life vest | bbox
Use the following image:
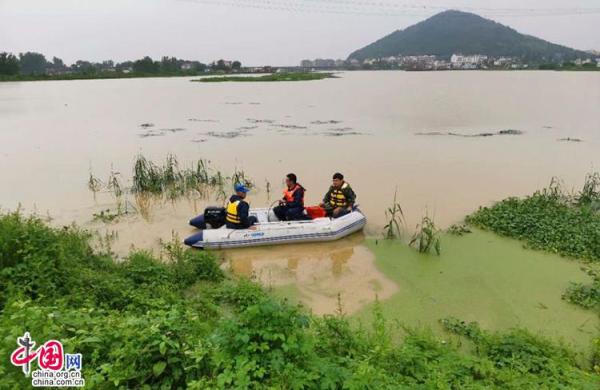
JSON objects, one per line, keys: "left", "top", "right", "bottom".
{"left": 283, "top": 184, "right": 304, "bottom": 205}
{"left": 226, "top": 200, "right": 241, "bottom": 224}
{"left": 329, "top": 182, "right": 349, "bottom": 208}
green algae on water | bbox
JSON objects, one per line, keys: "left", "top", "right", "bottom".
{"left": 356, "top": 229, "right": 599, "bottom": 353}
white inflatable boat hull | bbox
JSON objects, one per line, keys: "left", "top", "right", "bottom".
{"left": 189, "top": 208, "right": 366, "bottom": 249}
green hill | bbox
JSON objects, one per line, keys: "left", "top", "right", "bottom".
{"left": 348, "top": 10, "right": 590, "bottom": 63}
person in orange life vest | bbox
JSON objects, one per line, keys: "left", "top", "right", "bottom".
{"left": 319, "top": 172, "right": 356, "bottom": 218}
{"left": 273, "top": 173, "right": 307, "bottom": 221}
{"left": 225, "top": 183, "right": 258, "bottom": 229}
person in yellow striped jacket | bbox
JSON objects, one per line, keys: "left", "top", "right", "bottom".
{"left": 319, "top": 172, "right": 356, "bottom": 218}
{"left": 225, "top": 184, "right": 258, "bottom": 229}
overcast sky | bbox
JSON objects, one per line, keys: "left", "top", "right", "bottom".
{"left": 1, "top": 0, "right": 599, "bottom": 66}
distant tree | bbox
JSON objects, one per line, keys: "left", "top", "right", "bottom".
{"left": 19, "top": 52, "right": 48, "bottom": 75}
{"left": 160, "top": 56, "right": 179, "bottom": 73}
{"left": 0, "top": 52, "right": 20, "bottom": 75}
{"left": 101, "top": 60, "right": 114, "bottom": 70}
{"left": 115, "top": 61, "right": 133, "bottom": 71}
{"left": 73, "top": 60, "right": 97, "bottom": 75}
{"left": 232, "top": 60, "right": 242, "bottom": 70}
{"left": 52, "top": 56, "right": 65, "bottom": 69}
{"left": 212, "top": 59, "right": 230, "bottom": 72}
{"left": 191, "top": 61, "right": 207, "bottom": 72}
{"left": 133, "top": 56, "right": 160, "bottom": 73}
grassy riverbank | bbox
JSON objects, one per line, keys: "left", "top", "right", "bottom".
{"left": 1, "top": 212, "right": 598, "bottom": 388}
{"left": 193, "top": 72, "right": 336, "bottom": 82}
{"left": 0, "top": 71, "right": 225, "bottom": 82}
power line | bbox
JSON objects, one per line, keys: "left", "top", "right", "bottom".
{"left": 183, "top": 0, "right": 600, "bottom": 17}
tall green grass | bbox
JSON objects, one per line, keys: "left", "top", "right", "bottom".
{"left": 383, "top": 189, "right": 405, "bottom": 239}
{"left": 88, "top": 154, "right": 256, "bottom": 220}
{"left": 1, "top": 212, "right": 598, "bottom": 388}
{"left": 409, "top": 214, "right": 441, "bottom": 255}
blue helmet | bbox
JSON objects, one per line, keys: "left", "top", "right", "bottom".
{"left": 235, "top": 183, "right": 250, "bottom": 193}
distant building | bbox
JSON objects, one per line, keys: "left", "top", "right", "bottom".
{"left": 450, "top": 54, "right": 488, "bottom": 69}
{"left": 300, "top": 59, "right": 314, "bottom": 68}
{"left": 314, "top": 58, "right": 336, "bottom": 68}
{"left": 181, "top": 62, "right": 194, "bottom": 70}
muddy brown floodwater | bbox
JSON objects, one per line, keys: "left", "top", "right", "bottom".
{"left": 1, "top": 71, "right": 599, "bottom": 329}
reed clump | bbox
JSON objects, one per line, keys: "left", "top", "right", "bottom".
{"left": 410, "top": 215, "right": 441, "bottom": 255}
{"left": 383, "top": 190, "right": 405, "bottom": 240}
{"left": 88, "top": 154, "right": 256, "bottom": 220}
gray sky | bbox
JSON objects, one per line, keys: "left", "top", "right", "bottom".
{"left": 1, "top": 0, "right": 599, "bottom": 66}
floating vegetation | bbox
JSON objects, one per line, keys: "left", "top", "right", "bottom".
{"left": 322, "top": 127, "right": 365, "bottom": 137}
{"left": 558, "top": 137, "right": 583, "bottom": 142}
{"left": 410, "top": 215, "right": 441, "bottom": 255}
{"left": 447, "top": 224, "right": 472, "bottom": 236}
{"left": 415, "top": 129, "right": 524, "bottom": 138}
{"left": 247, "top": 118, "right": 275, "bottom": 124}
{"left": 139, "top": 128, "right": 187, "bottom": 138}
{"left": 311, "top": 120, "right": 342, "bottom": 125}
{"left": 203, "top": 130, "right": 250, "bottom": 139}
{"left": 466, "top": 172, "right": 600, "bottom": 261}
{"left": 139, "top": 130, "right": 166, "bottom": 138}
{"left": 92, "top": 208, "right": 126, "bottom": 223}
{"left": 161, "top": 128, "right": 186, "bottom": 133}
{"left": 563, "top": 267, "right": 600, "bottom": 309}
{"left": 188, "top": 118, "right": 219, "bottom": 123}
{"left": 139, "top": 123, "right": 154, "bottom": 128}
{"left": 383, "top": 190, "right": 405, "bottom": 239}
{"left": 498, "top": 129, "right": 524, "bottom": 135}
{"left": 322, "top": 131, "right": 364, "bottom": 137}
{"left": 274, "top": 124, "right": 308, "bottom": 130}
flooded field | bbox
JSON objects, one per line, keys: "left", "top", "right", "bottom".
{"left": 1, "top": 71, "right": 599, "bottom": 340}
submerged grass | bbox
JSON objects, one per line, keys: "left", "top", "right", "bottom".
{"left": 1, "top": 212, "right": 599, "bottom": 388}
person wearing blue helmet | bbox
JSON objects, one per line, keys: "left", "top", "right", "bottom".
{"left": 225, "top": 183, "right": 258, "bottom": 229}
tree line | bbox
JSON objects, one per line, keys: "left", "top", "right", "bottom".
{"left": 0, "top": 51, "right": 242, "bottom": 77}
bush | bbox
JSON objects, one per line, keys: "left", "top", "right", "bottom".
{"left": 1, "top": 212, "right": 599, "bottom": 388}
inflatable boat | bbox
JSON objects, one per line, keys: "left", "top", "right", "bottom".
{"left": 184, "top": 206, "right": 366, "bottom": 249}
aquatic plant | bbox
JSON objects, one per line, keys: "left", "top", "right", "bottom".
{"left": 107, "top": 170, "right": 123, "bottom": 198}
{"left": 466, "top": 173, "right": 600, "bottom": 261}
{"left": 92, "top": 209, "right": 123, "bottom": 223}
{"left": 447, "top": 224, "right": 472, "bottom": 236}
{"left": 409, "top": 214, "right": 441, "bottom": 255}
{"left": 577, "top": 172, "right": 600, "bottom": 208}
{"left": 87, "top": 172, "right": 103, "bottom": 194}
{"left": 0, "top": 212, "right": 598, "bottom": 388}
{"left": 383, "top": 190, "right": 405, "bottom": 239}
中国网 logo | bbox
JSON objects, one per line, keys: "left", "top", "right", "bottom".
{"left": 10, "top": 331, "right": 85, "bottom": 387}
